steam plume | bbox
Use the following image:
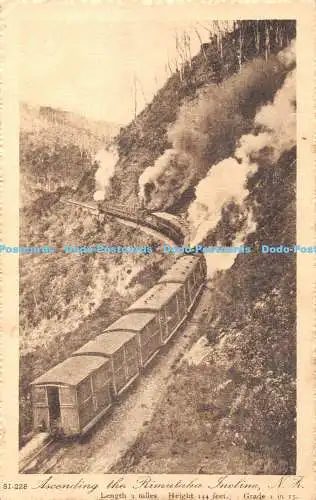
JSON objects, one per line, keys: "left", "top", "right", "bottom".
{"left": 139, "top": 150, "right": 174, "bottom": 204}
{"left": 203, "top": 211, "right": 256, "bottom": 278}
{"left": 93, "top": 148, "right": 118, "bottom": 201}
{"left": 138, "top": 43, "right": 295, "bottom": 210}
{"left": 188, "top": 63, "right": 296, "bottom": 275}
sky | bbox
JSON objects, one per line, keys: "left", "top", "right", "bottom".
{"left": 19, "top": 4, "right": 225, "bottom": 125}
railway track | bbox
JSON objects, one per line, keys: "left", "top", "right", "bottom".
{"left": 19, "top": 438, "right": 58, "bottom": 474}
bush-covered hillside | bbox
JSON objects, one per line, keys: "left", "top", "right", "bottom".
{"left": 19, "top": 195, "right": 174, "bottom": 441}
{"left": 20, "top": 103, "right": 120, "bottom": 207}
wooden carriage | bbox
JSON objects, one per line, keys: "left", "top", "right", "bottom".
{"left": 73, "top": 331, "right": 140, "bottom": 397}
{"left": 31, "top": 355, "right": 112, "bottom": 436}
{"left": 158, "top": 255, "right": 206, "bottom": 310}
{"left": 104, "top": 312, "right": 162, "bottom": 367}
{"left": 127, "top": 281, "right": 187, "bottom": 344}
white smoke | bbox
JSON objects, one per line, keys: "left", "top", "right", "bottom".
{"left": 188, "top": 64, "right": 296, "bottom": 273}
{"left": 277, "top": 38, "right": 296, "bottom": 68}
{"left": 137, "top": 41, "right": 296, "bottom": 210}
{"left": 138, "top": 149, "right": 188, "bottom": 205}
{"left": 138, "top": 150, "right": 173, "bottom": 203}
{"left": 255, "top": 69, "right": 296, "bottom": 159}
{"left": 188, "top": 157, "right": 257, "bottom": 246}
{"left": 204, "top": 211, "right": 256, "bottom": 278}
{"left": 93, "top": 148, "right": 118, "bottom": 201}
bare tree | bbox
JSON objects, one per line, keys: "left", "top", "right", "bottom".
{"left": 184, "top": 31, "right": 192, "bottom": 68}
{"left": 254, "top": 20, "right": 260, "bottom": 54}
{"left": 175, "top": 31, "right": 186, "bottom": 69}
{"left": 264, "top": 20, "right": 271, "bottom": 61}
{"left": 194, "top": 27, "right": 207, "bottom": 61}
{"left": 135, "top": 75, "right": 148, "bottom": 106}
{"left": 133, "top": 74, "right": 137, "bottom": 119}
{"left": 167, "top": 58, "right": 174, "bottom": 76}
{"left": 235, "top": 21, "right": 244, "bottom": 71}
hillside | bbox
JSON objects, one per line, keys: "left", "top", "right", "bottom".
{"left": 20, "top": 103, "right": 121, "bottom": 207}
{"left": 20, "top": 102, "right": 121, "bottom": 138}
{"left": 20, "top": 19, "right": 296, "bottom": 474}
{"left": 92, "top": 20, "right": 295, "bottom": 212}
{"left": 19, "top": 104, "right": 173, "bottom": 442}
{"left": 113, "top": 146, "right": 296, "bottom": 474}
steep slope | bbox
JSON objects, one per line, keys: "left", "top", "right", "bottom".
{"left": 111, "top": 148, "right": 296, "bottom": 474}
{"left": 97, "top": 21, "right": 295, "bottom": 212}
{"left": 19, "top": 105, "right": 169, "bottom": 442}
{"left": 104, "top": 23, "right": 296, "bottom": 474}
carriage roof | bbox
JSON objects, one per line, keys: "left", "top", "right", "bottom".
{"left": 158, "top": 255, "right": 202, "bottom": 284}
{"left": 31, "top": 355, "right": 107, "bottom": 387}
{"left": 73, "top": 330, "right": 136, "bottom": 357}
{"left": 151, "top": 212, "right": 184, "bottom": 231}
{"left": 127, "top": 282, "right": 183, "bottom": 312}
{"left": 105, "top": 312, "right": 157, "bottom": 332}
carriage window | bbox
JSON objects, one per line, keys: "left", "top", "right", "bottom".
{"left": 154, "top": 316, "right": 161, "bottom": 332}
{"left": 198, "top": 261, "right": 204, "bottom": 279}
{"left": 113, "top": 349, "right": 124, "bottom": 367}
{"left": 103, "top": 363, "right": 112, "bottom": 380}
{"left": 125, "top": 339, "right": 137, "bottom": 358}
{"left": 189, "top": 274, "right": 195, "bottom": 289}
{"left": 124, "top": 341, "right": 131, "bottom": 357}
{"left": 165, "top": 296, "right": 177, "bottom": 320}
{"left": 152, "top": 316, "right": 159, "bottom": 329}
{"left": 193, "top": 268, "right": 199, "bottom": 284}
{"left": 149, "top": 319, "right": 159, "bottom": 338}
{"left": 159, "top": 311, "right": 166, "bottom": 325}
{"left": 33, "top": 386, "right": 47, "bottom": 404}
{"left": 176, "top": 290, "right": 185, "bottom": 313}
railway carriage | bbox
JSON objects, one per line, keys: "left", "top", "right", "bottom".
{"left": 159, "top": 255, "right": 207, "bottom": 310}
{"left": 31, "top": 355, "right": 112, "bottom": 436}
{"left": 127, "top": 281, "right": 187, "bottom": 344}
{"left": 101, "top": 202, "right": 185, "bottom": 245}
{"left": 104, "top": 312, "right": 162, "bottom": 368}
{"left": 72, "top": 331, "right": 140, "bottom": 397}
{"left": 30, "top": 254, "right": 207, "bottom": 437}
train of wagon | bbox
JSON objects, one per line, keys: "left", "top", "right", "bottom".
{"left": 31, "top": 253, "right": 207, "bottom": 437}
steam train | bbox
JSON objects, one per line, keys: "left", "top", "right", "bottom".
{"left": 97, "top": 201, "right": 186, "bottom": 245}
{"left": 31, "top": 253, "right": 207, "bottom": 437}
{"left": 60, "top": 199, "right": 185, "bottom": 245}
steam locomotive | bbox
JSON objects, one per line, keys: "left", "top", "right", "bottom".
{"left": 60, "top": 199, "right": 185, "bottom": 245}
